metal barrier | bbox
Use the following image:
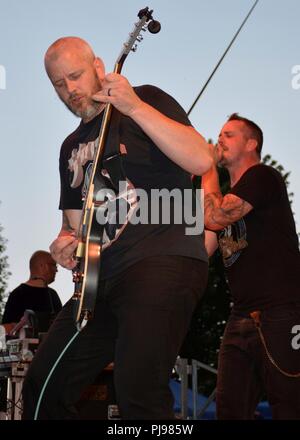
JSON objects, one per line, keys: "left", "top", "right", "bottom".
{"left": 175, "top": 357, "right": 217, "bottom": 420}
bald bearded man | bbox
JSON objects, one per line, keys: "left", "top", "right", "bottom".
{"left": 22, "top": 37, "right": 212, "bottom": 420}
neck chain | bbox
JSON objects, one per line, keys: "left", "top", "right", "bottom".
{"left": 30, "top": 277, "right": 47, "bottom": 287}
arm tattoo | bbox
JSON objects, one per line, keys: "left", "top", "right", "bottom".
{"left": 204, "top": 192, "right": 252, "bottom": 230}
{"left": 62, "top": 212, "right": 75, "bottom": 233}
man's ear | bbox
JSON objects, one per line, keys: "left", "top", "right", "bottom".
{"left": 94, "top": 57, "right": 105, "bottom": 79}
{"left": 246, "top": 138, "right": 258, "bottom": 153}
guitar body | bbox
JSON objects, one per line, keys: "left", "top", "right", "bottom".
{"left": 73, "top": 171, "right": 108, "bottom": 324}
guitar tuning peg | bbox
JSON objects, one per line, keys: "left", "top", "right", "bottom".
{"left": 131, "top": 44, "right": 138, "bottom": 52}
{"left": 148, "top": 19, "right": 161, "bottom": 34}
{"left": 141, "top": 26, "right": 147, "bottom": 32}
{"left": 136, "top": 35, "right": 143, "bottom": 42}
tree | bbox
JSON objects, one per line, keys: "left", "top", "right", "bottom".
{"left": 0, "top": 223, "right": 10, "bottom": 320}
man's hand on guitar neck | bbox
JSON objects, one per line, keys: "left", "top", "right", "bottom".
{"left": 92, "top": 72, "right": 143, "bottom": 118}
{"left": 92, "top": 72, "right": 212, "bottom": 176}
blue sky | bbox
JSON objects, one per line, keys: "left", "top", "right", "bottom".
{"left": 1, "top": 0, "right": 299, "bottom": 304}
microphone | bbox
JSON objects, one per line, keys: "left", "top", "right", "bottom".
{"left": 9, "top": 309, "right": 38, "bottom": 338}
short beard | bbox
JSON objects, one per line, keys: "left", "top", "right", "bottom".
{"left": 217, "top": 158, "right": 228, "bottom": 169}
{"left": 217, "top": 151, "right": 228, "bottom": 169}
{"left": 64, "top": 98, "right": 102, "bottom": 122}
{"left": 62, "top": 73, "right": 103, "bottom": 122}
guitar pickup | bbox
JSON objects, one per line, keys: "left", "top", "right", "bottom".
{"left": 76, "top": 242, "right": 86, "bottom": 257}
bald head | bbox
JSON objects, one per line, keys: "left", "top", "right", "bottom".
{"left": 44, "top": 37, "right": 96, "bottom": 76}
{"left": 29, "top": 250, "right": 57, "bottom": 285}
{"left": 44, "top": 36, "right": 105, "bottom": 122}
{"left": 29, "top": 250, "right": 53, "bottom": 270}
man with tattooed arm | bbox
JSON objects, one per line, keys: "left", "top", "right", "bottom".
{"left": 203, "top": 113, "right": 300, "bottom": 420}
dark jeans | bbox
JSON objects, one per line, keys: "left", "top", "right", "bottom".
{"left": 217, "top": 304, "right": 300, "bottom": 420}
{"left": 22, "top": 255, "right": 208, "bottom": 420}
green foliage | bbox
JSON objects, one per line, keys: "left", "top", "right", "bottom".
{"left": 0, "top": 223, "right": 10, "bottom": 320}
{"left": 262, "top": 154, "right": 294, "bottom": 204}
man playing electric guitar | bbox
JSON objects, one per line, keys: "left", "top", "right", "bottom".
{"left": 22, "top": 35, "right": 212, "bottom": 420}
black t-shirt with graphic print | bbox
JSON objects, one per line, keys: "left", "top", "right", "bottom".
{"left": 59, "top": 85, "right": 207, "bottom": 279}
{"left": 218, "top": 164, "right": 300, "bottom": 314}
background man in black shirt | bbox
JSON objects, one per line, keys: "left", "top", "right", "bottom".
{"left": 2, "top": 250, "right": 61, "bottom": 334}
{"left": 203, "top": 113, "right": 300, "bottom": 419}
{"left": 0, "top": 250, "right": 61, "bottom": 418}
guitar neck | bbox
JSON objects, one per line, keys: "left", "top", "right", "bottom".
{"left": 81, "top": 10, "right": 155, "bottom": 217}
{"left": 83, "top": 61, "right": 123, "bottom": 211}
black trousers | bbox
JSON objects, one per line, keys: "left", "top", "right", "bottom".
{"left": 22, "top": 255, "right": 208, "bottom": 420}
{"left": 217, "top": 304, "right": 300, "bottom": 420}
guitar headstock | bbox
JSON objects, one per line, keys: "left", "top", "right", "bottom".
{"left": 116, "top": 7, "right": 161, "bottom": 68}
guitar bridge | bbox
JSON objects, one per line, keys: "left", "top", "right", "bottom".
{"left": 73, "top": 271, "right": 83, "bottom": 284}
